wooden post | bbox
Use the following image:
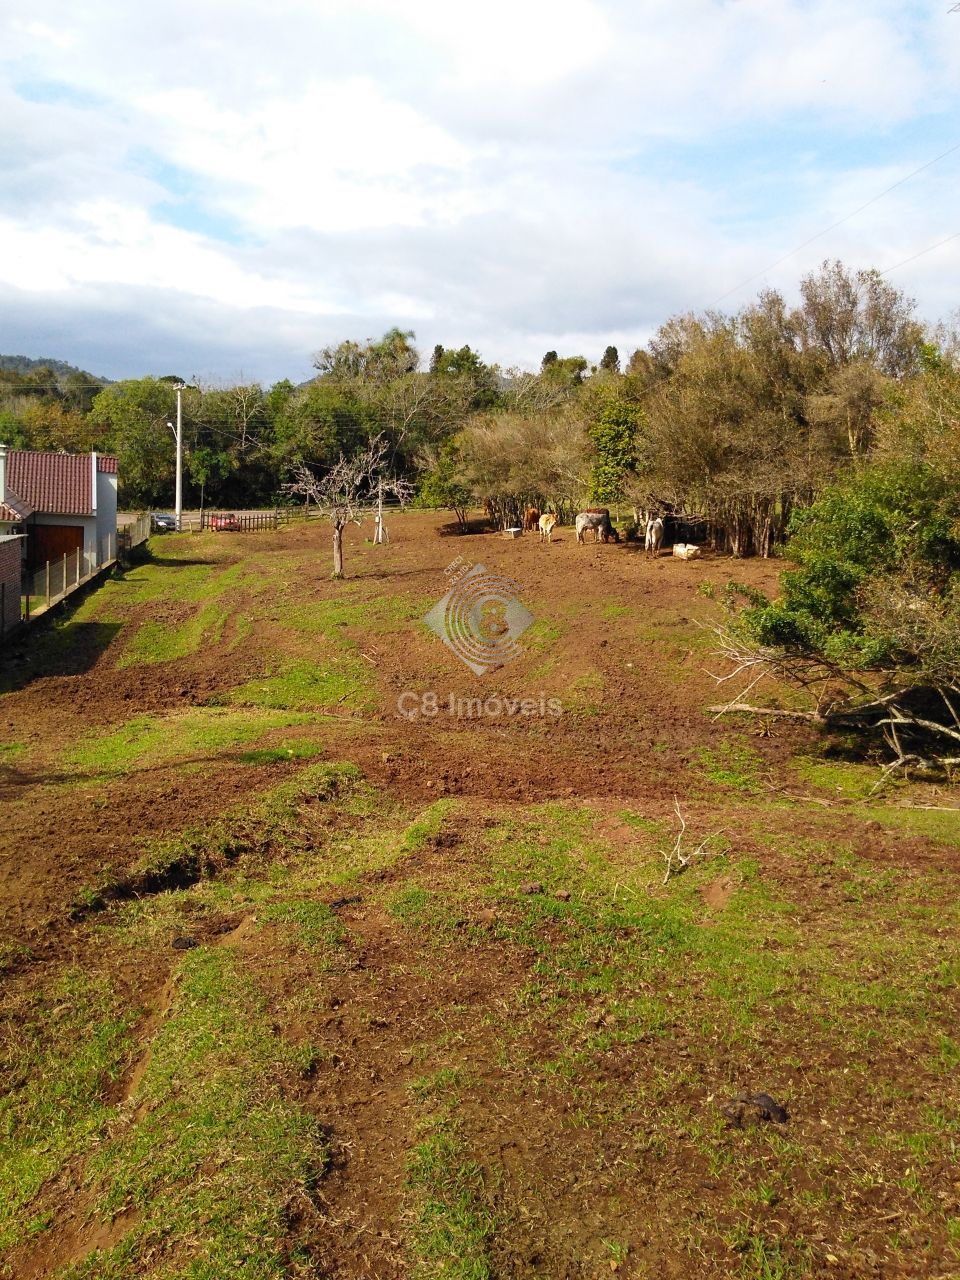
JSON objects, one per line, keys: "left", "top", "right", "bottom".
{"left": 374, "top": 479, "right": 387, "bottom": 544}
{"left": 45, "top": 560, "right": 51, "bottom": 606}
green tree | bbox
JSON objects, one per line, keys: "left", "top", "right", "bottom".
{"left": 314, "top": 328, "right": 420, "bottom": 384}
{"left": 21, "top": 402, "right": 100, "bottom": 453}
{"left": 271, "top": 381, "right": 373, "bottom": 469}
{"left": 88, "top": 378, "right": 178, "bottom": 506}
{"left": 794, "top": 260, "right": 923, "bottom": 378}
{"left": 587, "top": 394, "right": 643, "bottom": 505}
{"left": 542, "top": 354, "right": 588, "bottom": 388}
{"left": 736, "top": 459, "right": 960, "bottom": 771}
{"left": 599, "top": 345, "right": 620, "bottom": 373}
{"left": 415, "top": 441, "right": 474, "bottom": 526}
{"left": 428, "top": 344, "right": 498, "bottom": 409}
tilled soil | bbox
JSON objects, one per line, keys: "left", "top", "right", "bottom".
{"left": 1, "top": 514, "right": 958, "bottom": 1280}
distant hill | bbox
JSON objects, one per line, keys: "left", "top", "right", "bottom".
{"left": 0, "top": 354, "right": 112, "bottom": 384}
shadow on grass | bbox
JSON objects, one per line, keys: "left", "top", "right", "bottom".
{"left": 129, "top": 553, "right": 221, "bottom": 569}
{"left": 0, "top": 621, "right": 123, "bottom": 693}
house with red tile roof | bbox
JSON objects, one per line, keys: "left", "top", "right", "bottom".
{"left": 0, "top": 445, "right": 118, "bottom": 572}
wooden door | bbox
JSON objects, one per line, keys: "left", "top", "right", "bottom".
{"left": 30, "top": 523, "right": 84, "bottom": 569}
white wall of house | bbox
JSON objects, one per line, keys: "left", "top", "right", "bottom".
{"left": 96, "top": 469, "right": 118, "bottom": 551}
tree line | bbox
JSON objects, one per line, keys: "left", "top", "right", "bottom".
{"left": 0, "top": 261, "right": 955, "bottom": 559}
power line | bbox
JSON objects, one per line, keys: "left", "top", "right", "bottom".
{"left": 879, "top": 230, "right": 960, "bottom": 276}
{"left": 709, "top": 140, "right": 960, "bottom": 306}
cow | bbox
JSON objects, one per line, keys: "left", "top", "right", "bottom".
{"left": 645, "top": 516, "right": 664, "bottom": 556}
{"left": 575, "top": 508, "right": 618, "bottom": 544}
{"left": 538, "top": 513, "right": 558, "bottom": 542}
{"left": 523, "top": 506, "right": 541, "bottom": 532}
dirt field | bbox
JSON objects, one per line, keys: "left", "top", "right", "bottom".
{"left": 1, "top": 512, "right": 958, "bottom": 1280}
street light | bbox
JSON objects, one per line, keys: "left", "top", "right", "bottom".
{"left": 164, "top": 384, "right": 186, "bottom": 531}
{"left": 173, "top": 382, "right": 185, "bottom": 531}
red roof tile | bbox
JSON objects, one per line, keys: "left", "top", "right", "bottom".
{"left": 97, "top": 455, "right": 118, "bottom": 474}
{"left": 7, "top": 450, "right": 93, "bottom": 516}
{"left": 0, "top": 493, "right": 34, "bottom": 521}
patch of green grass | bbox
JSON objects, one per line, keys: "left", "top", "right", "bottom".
{"left": 617, "top": 808, "right": 667, "bottom": 837}
{"left": 603, "top": 1239, "right": 630, "bottom": 1265}
{"left": 230, "top": 657, "right": 372, "bottom": 711}
{"left": 0, "top": 743, "right": 25, "bottom": 761}
{"left": 117, "top": 602, "right": 228, "bottom": 667}
{"left": 282, "top": 592, "right": 428, "bottom": 635}
{"left": 600, "top": 603, "right": 629, "bottom": 621}
{"left": 732, "top": 1232, "right": 809, "bottom": 1279}
{"left": 935, "top": 1035, "right": 960, "bottom": 1072}
{"left": 0, "top": 942, "right": 32, "bottom": 975}
{"left": 402, "top": 800, "right": 456, "bottom": 851}
{"left": 65, "top": 946, "right": 328, "bottom": 1279}
{"left": 387, "top": 885, "right": 460, "bottom": 939}
{"left": 0, "top": 972, "right": 137, "bottom": 1254}
{"left": 521, "top": 618, "right": 562, "bottom": 654}
{"left": 694, "top": 741, "right": 764, "bottom": 793}
{"left": 406, "top": 1121, "right": 495, "bottom": 1279}
{"left": 257, "top": 899, "right": 345, "bottom": 950}
{"left": 237, "top": 739, "right": 325, "bottom": 766}
{"left": 102, "top": 763, "right": 371, "bottom": 945}
{"left": 409, "top": 1068, "right": 465, "bottom": 1103}
{"left": 859, "top": 804, "right": 960, "bottom": 848}
{"left": 68, "top": 707, "right": 315, "bottom": 776}
{"left": 107, "top": 559, "right": 220, "bottom": 606}
{"left": 795, "top": 757, "right": 882, "bottom": 800}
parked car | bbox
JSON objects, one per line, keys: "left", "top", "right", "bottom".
{"left": 151, "top": 512, "right": 178, "bottom": 532}
{"left": 208, "top": 512, "right": 241, "bottom": 531}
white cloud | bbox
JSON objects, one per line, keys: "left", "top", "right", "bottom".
{"left": 0, "top": 0, "right": 957, "bottom": 380}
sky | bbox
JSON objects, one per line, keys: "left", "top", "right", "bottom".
{"left": 1, "top": 0, "right": 958, "bottom": 385}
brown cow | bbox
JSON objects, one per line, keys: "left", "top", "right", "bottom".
{"left": 523, "top": 506, "right": 541, "bottom": 531}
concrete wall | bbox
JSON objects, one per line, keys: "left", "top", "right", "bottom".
{"left": 0, "top": 536, "right": 22, "bottom": 636}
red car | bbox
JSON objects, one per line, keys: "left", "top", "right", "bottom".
{"left": 208, "top": 512, "right": 240, "bottom": 531}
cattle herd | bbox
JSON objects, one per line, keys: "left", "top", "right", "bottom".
{"left": 511, "top": 505, "right": 683, "bottom": 556}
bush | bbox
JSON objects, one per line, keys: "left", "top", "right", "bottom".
{"left": 744, "top": 461, "right": 960, "bottom": 672}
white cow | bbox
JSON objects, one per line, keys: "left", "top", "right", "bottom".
{"left": 538, "top": 513, "right": 558, "bottom": 543}
{"left": 645, "top": 516, "right": 664, "bottom": 556}
{"left": 575, "top": 509, "right": 618, "bottom": 544}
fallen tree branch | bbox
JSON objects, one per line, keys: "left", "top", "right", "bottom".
{"left": 661, "top": 798, "right": 725, "bottom": 884}
{"left": 705, "top": 621, "right": 960, "bottom": 778}
{"left": 707, "top": 703, "right": 820, "bottom": 720}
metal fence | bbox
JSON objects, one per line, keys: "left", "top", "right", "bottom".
{"left": 119, "top": 512, "right": 151, "bottom": 553}
{"left": 20, "top": 531, "right": 122, "bottom": 623}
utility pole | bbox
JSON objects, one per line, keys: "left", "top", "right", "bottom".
{"left": 174, "top": 382, "right": 185, "bottom": 531}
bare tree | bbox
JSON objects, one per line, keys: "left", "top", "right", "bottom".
{"left": 285, "top": 435, "right": 412, "bottom": 578}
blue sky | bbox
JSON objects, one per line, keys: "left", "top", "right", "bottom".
{"left": 0, "top": 0, "right": 957, "bottom": 384}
